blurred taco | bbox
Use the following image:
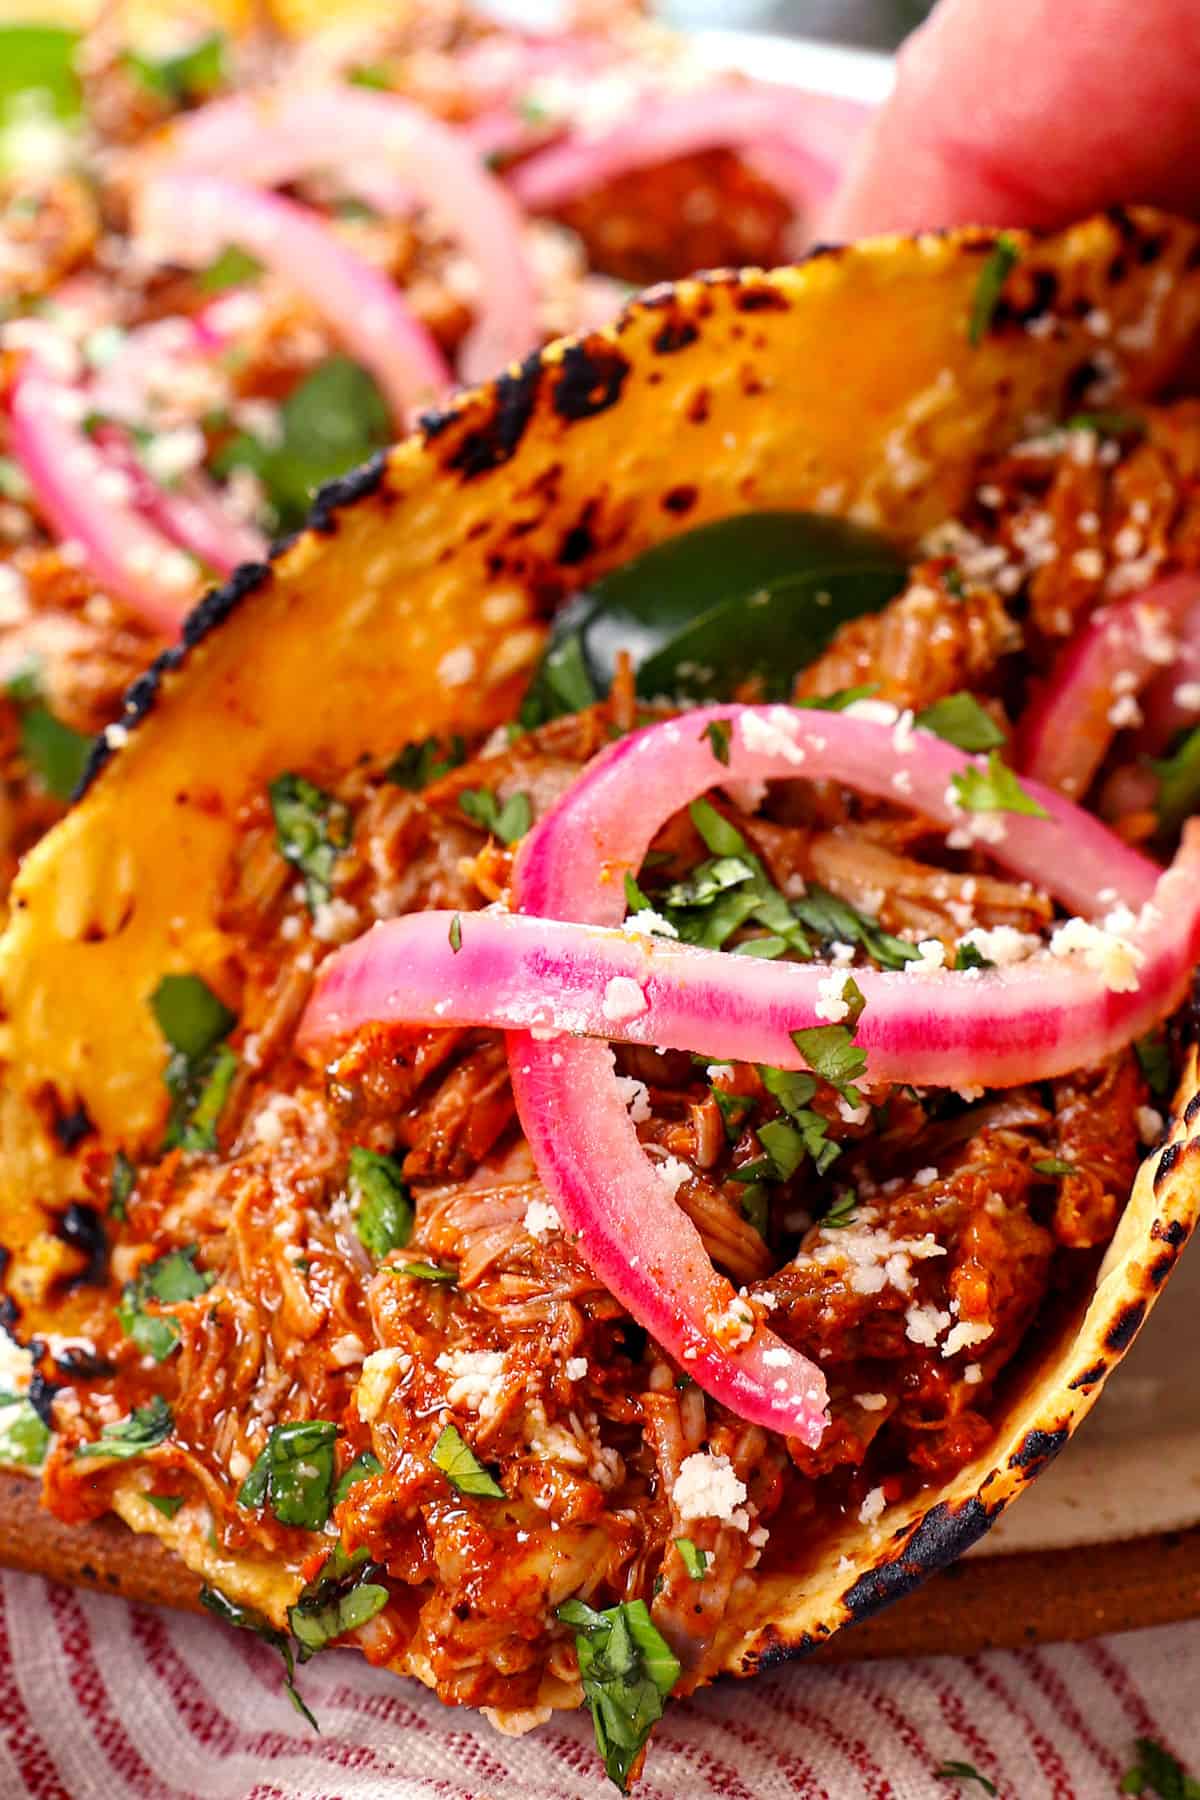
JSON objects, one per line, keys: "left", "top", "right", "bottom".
{"left": 2, "top": 209, "right": 1200, "bottom": 1787}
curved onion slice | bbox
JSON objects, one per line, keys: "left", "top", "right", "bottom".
{"left": 509, "top": 84, "right": 868, "bottom": 215}
{"left": 133, "top": 175, "right": 448, "bottom": 426}
{"left": 1018, "top": 572, "right": 1200, "bottom": 797}
{"left": 147, "top": 88, "right": 536, "bottom": 383}
{"left": 301, "top": 871, "right": 1200, "bottom": 1086}
{"left": 93, "top": 425, "right": 266, "bottom": 575}
{"left": 8, "top": 357, "right": 198, "bottom": 635}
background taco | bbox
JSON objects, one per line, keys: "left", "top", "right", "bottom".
{"left": 1, "top": 209, "right": 1199, "bottom": 1785}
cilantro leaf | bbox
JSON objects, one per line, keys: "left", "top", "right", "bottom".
{"left": 0, "top": 27, "right": 81, "bottom": 176}
{"left": 794, "top": 683, "right": 880, "bottom": 711}
{"left": 151, "top": 973, "right": 235, "bottom": 1062}
{"left": 951, "top": 750, "right": 1048, "bottom": 818}
{"left": 653, "top": 801, "right": 810, "bottom": 958}
{"left": 1120, "top": 1739, "right": 1200, "bottom": 1799}
{"left": 109, "top": 1150, "right": 135, "bottom": 1221}
{"left": 333, "top": 1450, "right": 383, "bottom": 1506}
{"left": 820, "top": 1191, "right": 859, "bottom": 1230}
{"left": 968, "top": 234, "right": 1020, "bottom": 346}
{"left": 348, "top": 1148, "right": 412, "bottom": 1260}
{"left": 689, "top": 797, "right": 747, "bottom": 859}
{"left": 520, "top": 632, "right": 599, "bottom": 728}
{"left": 0, "top": 1396, "right": 49, "bottom": 1469}
{"left": 212, "top": 356, "right": 391, "bottom": 533}
{"left": 674, "top": 1539, "right": 708, "bottom": 1580}
{"left": 237, "top": 1420, "right": 338, "bottom": 1529}
{"left": 914, "top": 692, "right": 1006, "bottom": 753}
{"left": 289, "top": 1542, "right": 388, "bottom": 1658}
{"left": 198, "top": 244, "right": 263, "bottom": 294}
{"left": 146, "top": 1492, "right": 185, "bottom": 1519}
{"left": 711, "top": 1085, "right": 756, "bottom": 1141}
{"left": 701, "top": 720, "right": 731, "bottom": 765}
{"left": 75, "top": 1395, "right": 172, "bottom": 1462}
{"left": 1033, "top": 1157, "right": 1078, "bottom": 1177}
{"left": 177, "top": 1044, "right": 238, "bottom": 1154}
{"left": 200, "top": 1584, "right": 318, "bottom": 1731}
{"left": 431, "top": 1423, "right": 504, "bottom": 1498}
{"left": 386, "top": 733, "right": 466, "bottom": 790}
{"left": 268, "top": 772, "right": 349, "bottom": 914}
{"left": 6, "top": 661, "right": 94, "bottom": 799}
{"left": 1065, "top": 410, "right": 1146, "bottom": 441}
{"left": 392, "top": 1259, "right": 457, "bottom": 1283}
{"left": 558, "top": 1597, "right": 680, "bottom": 1792}
{"left": 954, "top": 941, "right": 992, "bottom": 972}
{"left": 124, "top": 32, "right": 226, "bottom": 105}
{"left": 739, "top": 1182, "right": 769, "bottom": 1237}
{"left": 150, "top": 972, "right": 238, "bottom": 1154}
{"left": 936, "top": 1760, "right": 998, "bottom": 1795}
{"left": 791, "top": 884, "right": 917, "bottom": 972}
{"left": 1151, "top": 726, "right": 1200, "bottom": 833}
{"left": 448, "top": 914, "right": 462, "bottom": 954}
{"left": 1136, "top": 1033, "right": 1172, "bottom": 1099}
{"left": 790, "top": 977, "right": 868, "bottom": 1104}
{"left": 117, "top": 1245, "right": 214, "bottom": 1362}
{"left": 458, "top": 786, "right": 532, "bottom": 845}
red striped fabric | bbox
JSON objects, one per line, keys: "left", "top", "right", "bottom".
{"left": 2, "top": 1568, "right": 1198, "bottom": 1799}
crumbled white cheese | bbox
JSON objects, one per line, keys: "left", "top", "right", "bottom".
{"left": 858, "top": 1485, "right": 887, "bottom": 1525}
{"left": 613, "top": 1075, "right": 651, "bottom": 1123}
{"left": 855, "top": 1393, "right": 889, "bottom": 1413}
{"left": 436, "top": 1347, "right": 508, "bottom": 1421}
{"left": 837, "top": 1096, "right": 871, "bottom": 1127}
{"left": 892, "top": 709, "right": 917, "bottom": 754}
{"left": 814, "top": 966, "right": 854, "bottom": 1024}
{"left": 654, "top": 1156, "right": 692, "bottom": 1199}
{"left": 0, "top": 1331, "right": 34, "bottom": 1396}
{"left": 762, "top": 1345, "right": 792, "bottom": 1368}
{"left": 913, "top": 1167, "right": 939, "bottom": 1188}
{"left": 623, "top": 908, "right": 678, "bottom": 940}
{"left": 1174, "top": 681, "right": 1200, "bottom": 712}
{"left": 964, "top": 1363, "right": 984, "bottom": 1385}
{"left": 1107, "top": 692, "right": 1144, "bottom": 730}
{"left": 355, "top": 1347, "right": 411, "bottom": 1423}
{"left": 565, "top": 1357, "right": 588, "bottom": 1381}
{"left": 103, "top": 722, "right": 130, "bottom": 750}
{"left": 942, "top": 1319, "right": 994, "bottom": 1359}
{"left": 1048, "top": 912, "right": 1143, "bottom": 993}
{"left": 708, "top": 1296, "right": 755, "bottom": 1349}
{"left": 1137, "top": 1105, "right": 1165, "bottom": 1145}
{"left": 672, "top": 1451, "right": 750, "bottom": 1530}
{"left": 601, "top": 976, "right": 648, "bottom": 1023}
{"left": 959, "top": 924, "right": 1043, "bottom": 967}
{"left": 523, "top": 1198, "right": 562, "bottom": 1240}
{"left": 1071, "top": 548, "right": 1105, "bottom": 581}
{"left": 844, "top": 697, "right": 901, "bottom": 727}
{"left": 904, "top": 1302, "right": 952, "bottom": 1347}
{"left": 311, "top": 898, "right": 359, "bottom": 944}
{"left": 739, "top": 708, "right": 806, "bottom": 765}
{"left": 437, "top": 646, "right": 477, "bottom": 688}
{"left": 908, "top": 938, "right": 947, "bottom": 978}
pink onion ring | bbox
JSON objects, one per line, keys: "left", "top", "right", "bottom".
{"left": 93, "top": 425, "right": 266, "bottom": 575}
{"left": 149, "top": 88, "right": 536, "bottom": 383}
{"left": 1018, "top": 572, "right": 1200, "bottom": 797}
{"left": 509, "top": 84, "right": 868, "bottom": 215}
{"left": 8, "top": 358, "right": 198, "bottom": 635}
{"left": 133, "top": 175, "right": 449, "bottom": 426}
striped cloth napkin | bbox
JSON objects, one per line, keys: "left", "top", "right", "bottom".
{"left": 1, "top": 1568, "right": 1197, "bottom": 1798}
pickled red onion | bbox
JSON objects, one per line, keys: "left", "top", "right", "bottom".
{"left": 133, "top": 176, "right": 449, "bottom": 426}
{"left": 1018, "top": 572, "right": 1200, "bottom": 797}
{"left": 509, "top": 84, "right": 866, "bottom": 215}
{"left": 301, "top": 876, "right": 1200, "bottom": 1087}
{"left": 149, "top": 88, "right": 536, "bottom": 383}
{"left": 8, "top": 358, "right": 198, "bottom": 635}
{"left": 93, "top": 425, "right": 267, "bottom": 575}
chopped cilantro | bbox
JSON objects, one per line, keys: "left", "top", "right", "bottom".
{"left": 198, "top": 244, "right": 263, "bottom": 293}
{"left": 558, "top": 1597, "right": 680, "bottom": 1793}
{"left": 790, "top": 884, "right": 918, "bottom": 972}
{"left": 520, "top": 632, "right": 599, "bottom": 728}
{"left": 6, "top": 661, "right": 94, "bottom": 799}
{"left": 431, "top": 1423, "right": 504, "bottom": 1498}
{"left": 152, "top": 975, "right": 238, "bottom": 1153}
{"left": 944, "top": 567, "right": 966, "bottom": 598}
{"left": 968, "top": 234, "right": 1020, "bottom": 346}
{"left": 124, "top": 32, "right": 226, "bottom": 105}
{"left": 289, "top": 1542, "right": 388, "bottom": 1657}
{"left": 0, "top": 27, "right": 82, "bottom": 176}
{"left": 1065, "top": 410, "right": 1146, "bottom": 441}
{"left": 109, "top": 1150, "right": 135, "bottom": 1221}
{"left": 268, "top": 772, "right": 349, "bottom": 914}
{"left": 386, "top": 733, "right": 466, "bottom": 790}
{"left": 936, "top": 1761, "right": 998, "bottom": 1795}
{"left": 348, "top": 62, "right": 393, "bottom": 90}
{"left": 794, "top": 683, "right": 879, "bottom": 711}
{"left": 146, "top": 1492, "right": 185, "bottom": 1519}
{"left": 711, "top": 1085, "right": 756, "bottom": 1141}
{"left": 333, "top": 1450, "right": 383, "bottom": 1506}
{"left": 1120, "top": 1739, "right": 1200, "bottom": 1798}
{"left": 701, "top": 719, "right": 731, "bottom": 765}
{"left": 1151, "top": 725, "right": 1200, "bottom": 833}
{"left": 449, "top": 913, "right": 463, "bottom": 954}
{"left": 1033, "top": 1157, "right": 1078, "bottom": 1177}
{"left": 954, "top": 940, "right": 993, "bottom": 972}
{"left": 200, "top": 1584, "right": 318, "bottom": 1731}
{"left": 392, "top": 1259, "right": 457, "bottom": 1284}
{"left": 75, "top": 1395, "right": 172, "bottom": 1462}
{"left": 1136, "top": 1032, "right": 1172, "bottom": 1099}
{"left": 151, "top": 972, "right": 235, "bottom": 1062}
{"left": 739, "top": 1182, "right": 769, "bottom": 1237}
{"left": 117, "top": 1245, "right": 214, "bottom": 1362}
{"left": 237, "top": 1420, "right": 338, "bottom": 1529}
{"left": 348, "top": 1148, "right": 412, "bottom": 1260}
{"left": 212, "top": 356, "right": 392, "bottom": 533}
{"left": 790, "top": 978, "right": 868, "bottom": 1105}
{"left": 689, "top": 796, "right": 746, "bottom": 859}
{"left": 914, "top": 692, "right": 1007, "bottom": 753}
{"left": 674, "top": 1538, "right": 708, "bottom": 1580}
{"left": 655, "top": 801, "right": 810, "bottom": 957}
{"left": 178, "top": 1045, "right": 238, "bottom": 1154}
{"left": 951, "top": 750, "right": 1048, "bottom": 818}
{"left": 820, "top": 1192, "right": 859, "bottom": 1230}
{"left": 458, "top": 786, "right": 532, "bottom": 845}
{"left": 0, "top": 1395, "right": 49, "bottom": 1469}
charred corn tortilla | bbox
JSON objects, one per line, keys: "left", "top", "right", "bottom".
{"left": 2, "top": 209, "right": 1200, "bottom": 1758}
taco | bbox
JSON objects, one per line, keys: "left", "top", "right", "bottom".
{"left": 2, "top": 208, "right": 1200, "bottom": 1788}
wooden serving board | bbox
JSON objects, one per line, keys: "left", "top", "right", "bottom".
{"left": 1, "top": 1470, "right": 1196, "bottom": 1661}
